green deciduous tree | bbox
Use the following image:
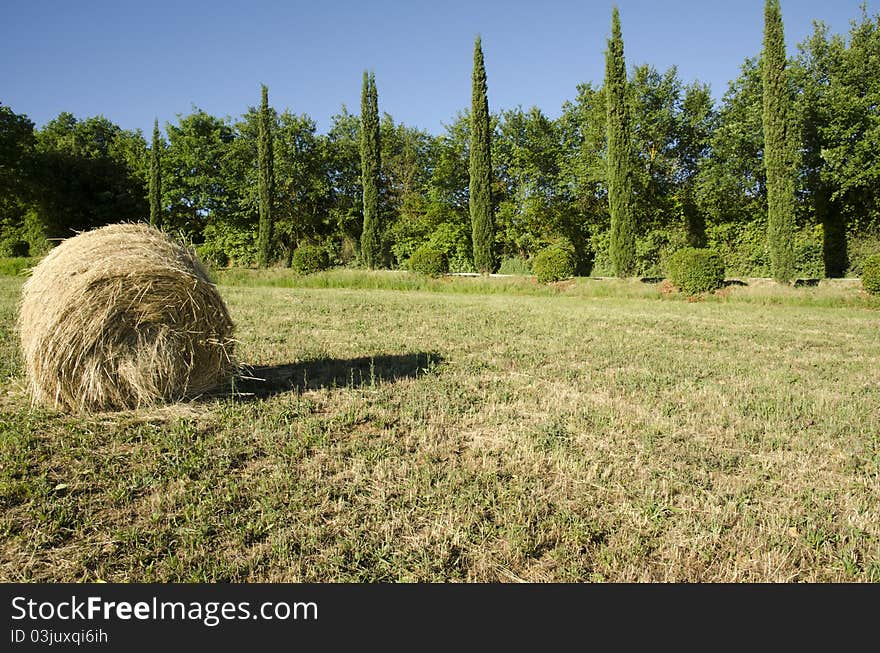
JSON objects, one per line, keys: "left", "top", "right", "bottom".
{"left": 0, "top": 103, "right": 35, "bottom": 246}
{"left": 273, "top": 111, "right": 332, "bottom": 264}
{"left": 421, "top": 113, "right": 474, "bottom": 272}
{"left": 326, "top": 108, "right": 363, "bottom": 263}
{"left": 257, "top": 85, "right": 275, "bottom": 267}
{"left": 360, "top": 71, "right": 382, "bottom": 268}
{"left": 762, "top": 0, "right": 796, "bottom": 282}
{"left": 677, "top": 82, "right": 716, "bottom": 248}
{"left": 470, "top": 36, "right": 495, "bottom": 273}
{"left": 605, "top": 7, "right": 637, "bottom": 277}
{"left": 164, "top": 108, "right": 234, "bottom": 241}
{"left": 558, "top": 82, "right": 608, "bottom": 273}
{"left": 809, "top": 11, "right": 880, "bottom": 273}
{"left": 382, "top": 115, "right": 435, "bottom": 266}
{"left": 696, "top": 59, "right": 768, "bottom": 275}
{"left": 32, "top": 112, "right": 147, "bottom": 239}
{"left": 794, "top": 22, "right": 847, "bottom": 277}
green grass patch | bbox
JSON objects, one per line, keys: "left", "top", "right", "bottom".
{"left": 215, "top": 267, "right": 880, "bottom": 309}
{"left": 0, "top": 257, "right": 38, "bottom": 277}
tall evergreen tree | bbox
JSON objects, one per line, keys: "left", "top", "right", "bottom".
{"left": 605, "top": 7, "right": 637, "bottom": 277}
{"left": 470, "top": 35, "right": 494, "bottom": 273}
{"left": 360, "top": 71, "right": 382, "bottom": 268}
{"left": 256, "top": 84, "right": 275, "bottom": 268}
{"left": 149, "top": 118, "right": 162, "bottom": 228}
{"left": 762, "top": 0, "right": 796, "bottom": 282}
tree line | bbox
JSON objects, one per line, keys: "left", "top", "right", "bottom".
{"left": 1, "top": 2, "right": 878, "bottom": 280}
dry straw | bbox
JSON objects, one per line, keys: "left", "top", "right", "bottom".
{"left": 18, "top": 223, "right": 236, "bottom": 412}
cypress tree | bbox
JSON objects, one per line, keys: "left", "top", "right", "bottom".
{"left": 605, "top": 7, "right": 637, "bottom": 277}
{"left": 470, "top": 36, "right": 494, "bottom": 273}
{"left": 149, "top": 118, "right": 162, "bottom": 228}
{"left": 762, "top": 0, "right": 796, "bottom": 282}
{"left": 257, "top": 84, "right": 275, "bottom": 268}
{"left": 360, "top": 71, "right": 382, "bottom": 269}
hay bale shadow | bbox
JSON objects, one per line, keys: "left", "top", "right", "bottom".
{"left": 227, "top": 352, "right": 443, "bottom": 400}
{"left": 723, "top": 279, "right": 748, "bottom": 287}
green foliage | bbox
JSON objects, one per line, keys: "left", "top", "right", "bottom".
{"left": 0, "top": 7, "right": 878, "bottom": 288}
{"left": 605, "top": 7, "right": 637, "bottom": 277}
{"left": 666, "top": 247, "right": 726, "bottom": 295}
{"left": 696, "top": 58, "right": 765, "bottom": 243}
{"left": 794, "top": 227, "right": 824, "bottom": 278}
{"left": 21, "top": 209, "right": 49, "bottom": 257}
{"left": 292, "top": 244, "right": 331, "bottom": 275}
{"left": 705, "top": 219, "right": 768, "bottom": 278}
{"left": 163, "top": 109, "right": 234, "bottom": 241}
{"left": 360, "top": 72, "right": 382, "bottom": 269}
{"left": 0, "top": 257, "right": 37, "bottom": 276}
{"left": 408, "top": 245, "right": 447, "bottom": 277}
{"left": 0, "top": 103, "right": 35, "bottom": 225}
{"left": 0, "top": 238, "right": 28, "bottom": 257}
{"left": 382, "top": 117, "right": 434, "bottom": 266}
{"left": 762, "top": 0, "right": 797, "bottom": 282}
{"left": 149, "top": 119, "right": 162, "bottom": 228}
{"left": 201, "top": 220, "right": 254, "bottom": 267}
{"left": 29, "top": 113, "right": 147, "bottom": 239}
{"left": 861, "top": 253, "right": 880, "bottom": 294}
{"left": 196, "top": 241, "right": 229, "bottom": 269}
{"left": 257, "top": 85, "right": 275, "bottom": 268}
{"left": 533, "top": 242, "right": 576, "bottom": 283}
{"left": 814, "top": 16, "right": 880, "bottom": 238}
{"left": 426, "top": 222, "right": 473, "bottom": 273}
{"left": 498, "top": 257, "right": 532, "bottom": 275}
{"left": 846, "top": 234, "right": 880, "bottom": 277}
{"left": 470, "top": 36, "right": 495, "bottom": 273}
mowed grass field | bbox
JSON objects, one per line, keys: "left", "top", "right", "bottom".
{"left": 1, "top": 271, "right": 879, "bottom": 582}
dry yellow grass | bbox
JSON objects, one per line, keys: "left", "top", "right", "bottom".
{"left": 1, "top": 273, "right": 878, "bottom": 582}
{"left": 17, "top": 223, "right": 235, "bottom": 412}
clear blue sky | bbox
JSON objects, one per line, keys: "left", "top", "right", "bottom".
{"left": 0, "top": 0, "right": 873, "bottom": 137}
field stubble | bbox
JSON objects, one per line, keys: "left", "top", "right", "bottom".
{"left": 1, "top": 273, "right": 878, "bottom": 582}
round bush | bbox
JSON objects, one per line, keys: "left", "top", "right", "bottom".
{"left": 292, "top": 244, "right": 330, "bottom": 275}
{"left": 861, "top": 253, "right": 880, "bottom": 294}
{"left": 408, "top": 246, "right": 447, "bottom": 277}
{"left": 666, "top": 247, "right": 726, "bottom": 295}
{"left": 532, "top": 245, "right": 575, "bottom": 283}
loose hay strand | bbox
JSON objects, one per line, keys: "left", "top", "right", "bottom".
{"left": 18, "top": 223, "right": 236, "bottom": 412}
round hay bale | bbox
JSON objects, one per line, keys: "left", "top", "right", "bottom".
{"left": 18, "top": 223, "right": 235, "bottom": 412}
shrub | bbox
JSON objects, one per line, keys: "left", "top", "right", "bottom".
{"left": 861, "top": 253, "right": 880, "bottom": 294}
{"left": 292, "top": 245, "right": 330, "bottom": 275}
{"left": 0, "top": 238, "right": 29, "bottom": 257}
{"left": 666, "top": 247, "right": 726, "bottom": 295}
{"left": 408, "top": 246, "right": 447, "bottom": 277}
{"left": 427, "top": 222, "right": 474, "bottom": 273}
{"left": 23, "top": 209, "right": 51, "bottom": 257}
{"left": 498, "top": 256, "right": 531, "bottom": 275}
{"left": 794, "top": 227, "right": 824, "bottom": 278}
{"left": 847, "top": 234, "right": 880, "bottom": 277}
{"left": 532, "top": 243, "right": 575, "bottom": 283}
{"left": 200, "top": 220, "right": 256, "bottom": 267}
{"left": 196, "top": 241, "right": 229, "bottom": 269}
